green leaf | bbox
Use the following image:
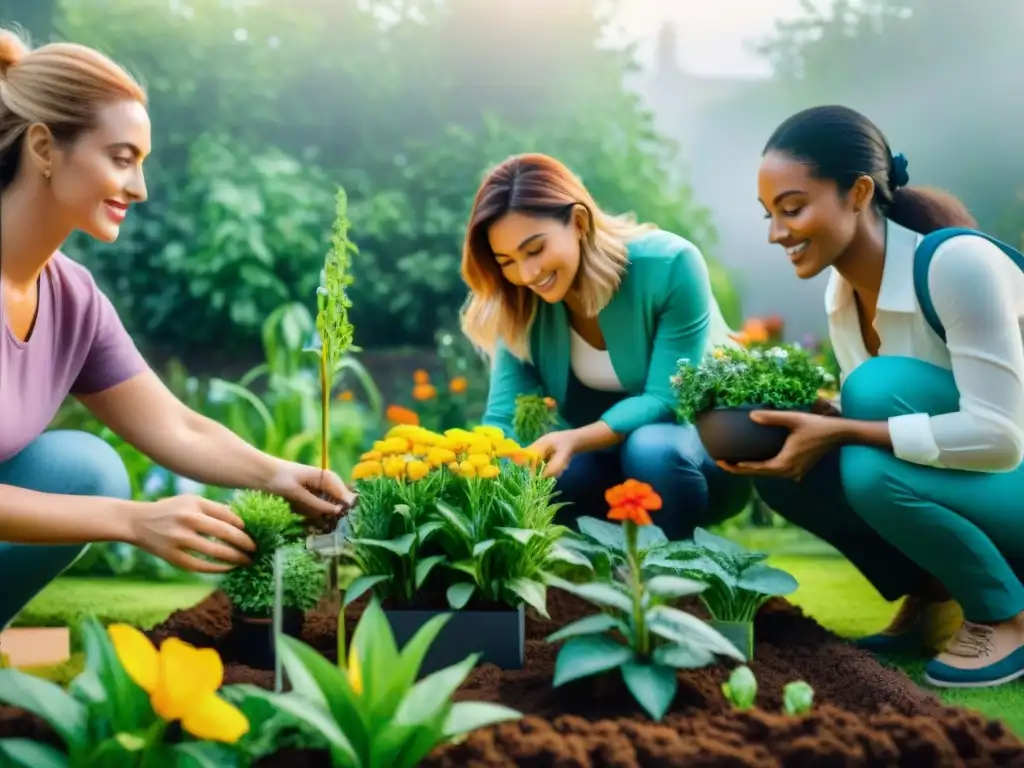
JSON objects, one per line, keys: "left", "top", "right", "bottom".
{"left": 652, "top": 643, "right": 717, "bottom": 669}
{"left": 472, "top": 539, "right": 498, "bottom": 557}
{"left": 415, "top": 555, "right": 447, "bottom": 588}
{"left": 645, "top": 575, "right": 707, "bottom": 599}
{"left": 417, "top": 521, "right": 444, "bottom": 542}
{"left": 242, "top": 688, "right": 358, "bottom": 766}
{"left": 495, "top": 527, "right": 539, "bottom": 545}
{"left": 0, "top": 739, "right": 70, "bottom": 768}
{"left": 621, "top": 661, "right": 678, "bottom": 721}
{"left": 693, "top": 527, "right": 747, "bottom": 556}
{"left": 449, "top": 560, "right": 478, "bottom": 579}
{"left": 442, "top": 701, "right": 522, "bottom": 738}
{"left": 0, "top": 670, "right": 87, "bottom": 750}
{"left": 349, "top": 533, "right": 415, "bottom": 556}
{"left": 435, "top": 500, "right": 472, "bottom": 539}
{"left": 549, "top": 578, "right": 632, "bottom": 613}
{"left": 736, "top": 563, "right": 799, "bottom": 597}
{"left": 393, "top": 652, "right": 479, "bottom": 728}
{"left": 447, "top": 582, "right": 476, "bottom": 609}
{"left": 506, "top": 578, "right": 548, "bottom": 618}
{"left": 545, "top": 613, "right": 626, "bottom": 643}
{"left": 351, "top": 599, "right": 399, "bottom": 712}
{"left": 170, "top": 741, "right": 242, "bottom": 767}
{"left": 722, "top": 665, "right": 757, "bottom": 710}
{"left": 70, "top": 616, "right": 150, "bottom": 733}
{"left": 395, "top": 613, "right": 451, "bottom": 691}
{"left": 546, "top": 545, "right": 594, "bottom": 569}
{"left": 782, "top": 680, "right": 814, "bottom": 715}
{"left": 576, "top": 516, "right": 627, "bottom": 551}
{"left": 646, "top": 606, "right": 744, "bottom": 661}
{"left": 344, "top": 574, "right": 390, "bottom": 606}
{"left": 553, "top": 635, "right": 634, "bottom": 686}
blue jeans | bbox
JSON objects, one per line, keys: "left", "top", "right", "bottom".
{"left": 755, "top": 356, "right": 1024, "bottom": 624}
{"left": 0, "top": 430, "right": 131, "bottom": 629}
{"left": 555, "top": 422, "right": 752, "bottom": 540}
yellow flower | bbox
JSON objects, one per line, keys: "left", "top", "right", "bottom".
{"left": 383, "top": 456, "right": 407, "bottom": 479}
{"left": 427, "top": 447, "right": 457, "bottom": 467}
{"left": 458, "top": 460, "right": 476, "bottom": 478}
{"left": 410, "top": 443, "right": 431, "bottom": 457}
{"left": 386, "top": 424, "right": 419, "bottom": 439}
{"left": 465, "top": 436, "right": 493, "bottom": 456}
{"left": 108, "top": 624, "right": 248, "bottom": 744}
{"left": 447, "top": 461, "right": 460, "bottom": 473}
{"left": 352, "top": 461, "right": 383, "bottom": 480}
{"left": 373, "top": 437, "right": 410, "bottom": 455}
{"left": 478, "top": 464, "right": 500, "bottom": 479}
{"left": 466, "top": 453, "right": 491, "bottom": 468}
{"left": 347, "top": 643, "right": 362, "bottom": 695}
{"left": 473, "top": 425, "right": 504, "bottom": 441}
{"left": 407, "top": 460, "right": 431, "bottom": 481}
{"left": 494, "top": 438, "right": 524, "bottom": 458}
{"left": 360, "top": 450, "right": 382, "bottom": 462}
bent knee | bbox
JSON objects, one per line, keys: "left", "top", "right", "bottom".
{"left": 841, "top": 356, "right": 959, "bottom": 421}
{"left": 36, "top": 431, "right": 132, "bottom": 499}
{"left": 839, "top": 445, "right": 899, "bottom": 520}
{"left": 621, "top": 424, "right": 703, "bottom": 478}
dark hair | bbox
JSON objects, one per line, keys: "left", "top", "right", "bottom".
{"left": 764, "top": 105, "right": 976, "bottom": 234}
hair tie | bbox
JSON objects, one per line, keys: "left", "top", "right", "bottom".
{"left": 890, "top": 152, "right": 910, "bottom": 190}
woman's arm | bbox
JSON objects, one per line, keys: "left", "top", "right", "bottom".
{"left": 0, "top": 483, "right": 136, "bottom": 543}
{"left": 885, "top": 237, "right": 1024, "bottom": 471}
{"left": 481, "top": 340, "right": 544, "bottom": 437}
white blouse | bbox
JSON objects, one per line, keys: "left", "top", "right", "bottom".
{"left": 570, "top": 327, "right": 625, "bottom": 392}
{"left": 826, "top": 218, "right": 1024, "bottom": 472}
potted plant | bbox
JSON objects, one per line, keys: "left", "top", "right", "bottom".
{"left": 221, "top": 491, "right": 326, "bottom": 669}
{"left": 512, "top": 393, "right": 558, "bottom": 445}
{"left": 339, "top": 424, "right": 591, "bottom": 675}
{"left": 672, "top": 343, "right": 834, "bottom": 463}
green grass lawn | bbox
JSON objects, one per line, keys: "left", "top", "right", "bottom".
{"left": 11, "top": 554, "right": 1024, "bottom": 735}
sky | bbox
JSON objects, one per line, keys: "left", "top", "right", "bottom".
{"left": 610, "top": 0, "right": 820, "bottom": 77}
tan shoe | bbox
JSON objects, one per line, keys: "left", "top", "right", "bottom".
{"left": 856, "top": 597, "right": 963, "bottom": 654}
{"left": 924, "top": 618, "right": 1024, "bottom": 688}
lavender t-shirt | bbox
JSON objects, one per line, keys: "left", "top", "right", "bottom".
{"left": 0, "top": 253, "right": 147, "bottom": 463}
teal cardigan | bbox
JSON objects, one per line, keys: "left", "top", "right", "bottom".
{"left": 481, "top": 229, "right": 714, "bottom": 439}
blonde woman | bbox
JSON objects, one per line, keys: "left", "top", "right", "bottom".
{"left": 461, "top": 153, "right": 751, "bottom": 538}
{"left": 0, "top": 29, "right": 356, "bottom": 629}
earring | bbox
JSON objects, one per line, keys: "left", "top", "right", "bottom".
{"left": 43, "top": 170, "right": 50, "bottom": 179}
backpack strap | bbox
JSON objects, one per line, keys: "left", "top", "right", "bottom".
{"left": 912, "top": 227, "right": 1024, "bottom": 342}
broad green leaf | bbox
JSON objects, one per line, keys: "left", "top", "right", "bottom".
{"left": 447, "top": 582, "right": 476, "bottom": 609}
{"left": 0, "top": 670, "right": 87, "bottom": 750}
{"left": 637, "top": 525, "right": 669, "bottom": 550}
{"left": 352, "top": 600, "right": 400, "bottom": 717}
{"left": 693, "top": 527, "right": 747, "bottom": 555}
{"left": 645, "top": 606, "right": 744, "bottom": 661}
{"left": 395, "top": 613, "right": 451, "bottom": 691}
{"left": 349, "top": 533, "right": 414, "bottom": 556}
{"left": 495, "top": 527, "right": 539, "bottom": 545}
{"left": 472, "top": 539, "right": 498, "bottom": 557}
{"left": 552, "top": 635, "right": 634, "bottom": 686}
{"left": 242, "top": 688, "right": 358, "bottom": 767}
{"left": 621, "top": 661, "right": 678, "bottom": 721}
{"left": 0, "top": 739, "right": 70, "bottom": 768}
{"left": 344, "top": 574, "right": 390, "bottom": 607}
{"left": 550, "top": 578, "right": 632, "bottom": 613}
{"left": 449, "top": 560, "right": 478, "bottom": 579}
{"left": 736, "top": 563, "right": 799, "bottom": 597}
{"left": 645, "top": 575, "right": 707, "bottom": 599}
{"left": 417, "top": 521, "right": 444, "bottom": 542}
{"left": 576, "top": 516, "right": 626, "bottom": 552}
{"left": 647, "top": 553, "right": 735, "bottom": 590}
{"left": 546, "top": 545, "right": 594, "bottom": 569}
{"left": 70, "top": 617, "right": 150, "bottom": 732}
{"left": 545, "top": 613, "right": 626, "bottom": 643}
{"left": 170, "top": 741, "right": 242, "bottom": 767}
{"left": 652, "top": 643, "right": 717, "bottom": 669}
{"left": 393, "top": 652, "right": 479, "bottom": 728}
{"left": 435, "top": 500, "right": 472, "bottom": 539}
{"left": 415, "top": 555, "right": 447, "bottom": 588}
{"left": 443, "top": 701, "right": 522, "bottom": 738}
{"left": 506, "top": 577, "right": 548, "bottom": 618}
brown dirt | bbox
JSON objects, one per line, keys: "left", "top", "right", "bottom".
{"left": 2, "top": 590, "right": 1022, "bottom": 767}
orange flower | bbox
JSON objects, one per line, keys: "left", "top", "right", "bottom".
{"left": 337, "top": 390, "right": 354, "bottom": 402}
{"left": 449, "top": 376, "right": 468, "bottom": 395}
{"left": 605, "top": 479, "right": 662, "bottom": 527}
{"left": 764, "top": 314, "right": 784, "bottom": 336}
{"left": 543, "top": 397, "right": 556, "bottom": 410}
{"left": 412, "top": 383, "right": 437, "bottom": 401}
{"left": 386, "top": 404, "right": 419, "bottom": 426}
{"left": 413, "top": 369, "right": 430, "bottom": 385}
{"left": 741, "top": 318, "right": 769, "bottom": 344}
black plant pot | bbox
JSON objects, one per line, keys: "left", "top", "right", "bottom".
{"left": 696, "top": 404, "right": 807, "bottom": 464}
{"left": 230, "top": 606, "right": 304, "bottom": 670}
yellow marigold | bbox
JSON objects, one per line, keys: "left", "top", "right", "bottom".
{"left": 478, "top": 464, "right": 500, "bottom": 479}
{"left": 410, "top": 443, "right": 432, "bottom": 457}
{"left": 458, "top": 460, "right": 476, "bottom": 478}
{"left": 447, "top": 461, "right": 460, "bottom": 473}
{"left": 465, "top": 436, "right": 493, "bottom": 456}
{"left": 449, "top": 376, "right": 468, "bottom": 394}
{"left": 360, "top": 450, "right": 382, "bottom": 461}
{"left": 412, "top": 383, "right": 437, "bottom": 401}
{"left": 407, "top": 460, "right": 431, "bottom": 481}
{"left": 473, "top": 425, "right": 504, "bottom": 441}
{"left": 494, "top": 438, "right": 524, "bottom": 458}
{"left": 374, "top": 437, "right": 411, "bottom": 455}
{"left": 352, "top": 461, "right": 383, "bottom": 480}
{"left": 383, "top": 456, "right": 407, "bottom": 479}
{"left": 427, "top": 447, "right": 457, "bottom": 466}
{"left": 413, "top": 369, "right": 430, "bottom": 385}
{"left": 467, "top": 453, "right": 492, "bottom": 468}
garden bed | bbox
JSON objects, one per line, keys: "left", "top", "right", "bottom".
{"left": 2, "top": 589, "right": 1021, "bottom": 766}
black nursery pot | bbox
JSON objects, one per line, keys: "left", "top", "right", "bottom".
{"left": 230, "top": 606, "right": 304, "bottom": 670}
{"left": 696, "top": 404, "right": 806, "bottom": 464}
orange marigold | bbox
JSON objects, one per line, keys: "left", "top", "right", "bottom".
{"left": 412, "top": 383, "right": 437, "bottom": 401}
{"left": 605, "top": 479, "right": 662, "bottom": 527}
{"left": 741, "top": 317, "right": 769, "bottom": 343}
{"left": 337, "top": 390, "right": 354, "bottom": 402}
{"left": 449, "top": 376, "right": 468, "bottom": 394}
{"left": 386, "top": 404, "right": 419, "bottom": 426}
{"left": 543, "top": 396, "right": 556, "bottom": 410}
{"left": 413, "top": 369, "right": 430, "bottom": 385}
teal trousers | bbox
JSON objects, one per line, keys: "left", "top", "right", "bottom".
{"left": 0, "top": 430, "right": 131, "bottom": 629}
{"left": 754, "top": 356, "right": 1024, "bottom": 624}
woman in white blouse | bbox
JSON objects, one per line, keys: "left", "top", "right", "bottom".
{"left": 723, "top": 104, "right": 1024, "bottom": 689}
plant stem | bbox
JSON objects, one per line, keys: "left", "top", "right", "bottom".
{"left": 319, "top": 351, "right": 330, "bottom": 473}
{"left": 625, "top": 522, "right": 648, "bottom": 656}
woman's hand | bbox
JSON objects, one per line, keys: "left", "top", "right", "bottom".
{"left": 263, "top": 460, "right": 359, "bottom": 527}
{"left": 528, "top": 430, "right": 579, "bottom": 478}
{"left": 717, "top": 411, "right": 843, "bottom": 481}
{"left": 127, "top": 495, "right": 256, "bottom": 573}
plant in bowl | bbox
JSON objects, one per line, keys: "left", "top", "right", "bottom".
{"left": 237, "top": 597, "right": 521, "bottom": 767}
{"left": 546, "top": 480, "right": 744, "bottom": 722}
{"left": 340, "top": 424, "right": 590, "bottom": 674}
{"left": 645, "top": 527, "right": 799, "bottom": 660}
{"left": 221, "top": 490, "right": 326, "bottom": 669}
{"left": 672, "top": 343, "right": 834, "bottom": 463}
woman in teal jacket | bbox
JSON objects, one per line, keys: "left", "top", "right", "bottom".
{"left": 459, "top": 153, "right": 751, "bottom": 539}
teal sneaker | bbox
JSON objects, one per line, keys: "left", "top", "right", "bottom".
{"left": 924, "top": 622, "right": 1024, "bottom": 688}
{"left": 856, "top": 598, "right": 963, "bottom": 656}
